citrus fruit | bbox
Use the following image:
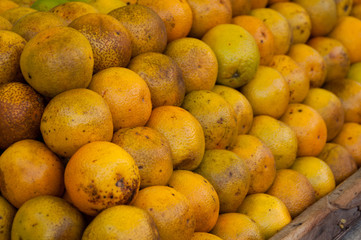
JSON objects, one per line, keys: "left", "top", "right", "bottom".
{"left": 212, "top": 85, "right": 253, "bottom": 135}
{"left": 270, "top": 2, "right": 312, "bottom": 44}
{"left": 0, "top": 6, "right": 37, "bottom": 25}
{"left": 266, "top": 169, "right": 316, "bottom": 218}
{"left": 136, "top": 0, "right": 192, "bottom": 42}
{"left": 69, "top": 13, "right": 132, "bottom": 73}
{"left": 238, "top": 193, "right": 291, "bottom": 239}
{"left": 232, "top": 14, "right": 275, "bottom": 66}
{"left": 302, "top": 88, "right": 344, "bottom": 141}
{"left": 287, "top": 43, "right": 327, "bottom": 88}
{"left": 0, "top": 16, "right": 11, "bottom": 30}
{"left": 145, "top": 105, "right": 205, "bottom": 170}
{"left": 0, "top": 82, "right": 44, "bottom": 150}
{"left": 241, "top": 65, "right": 290, "bottom": 119}
{"left": 20, "top": 26, "right": 94, "bottom": 98}
{"left": 335, "top": 0, "right": 353, "bottom": 18}
{"left": 201, "top": 23, "right": 260, "bottom": 88}
{"left": 131, "top": 185, "right": 196, "bottom": 240}
{"left": 112, "top": 126, "right": 173, "bottom": 188}
{"left": 347, "top": 62, "right": 361, "bottom": 83}
{"left": 307, "top": 36, "right": 351, "bottom": 83}
{"left": 333, "top": 122, "right": 361, "bottom": 166}
{"left": 82, "top": 205, "right": 160, "bottom": 240}
{"left": 11, "top": 195, "right": 85, "bottom": 240}
{"left": 168, "top": 170, "right": 220, "bottom": 232}
{"left": 250, "top": 7, "right": 292, "bottom": 55}
{"left": 186, "top": 0, "right": 232, "bottom": 39}
{"left": 0, "top": 196, "right": 16, "bottom": 240}
{"left": 0, "top": 0, "right": 18, "bottom": 14}
{"left": 164, "top": 37, "right": 218, "bottom": 94}
{"left": 194, "top": 149, "right": 250, "bottom": 213}
{"left": 191, "top": 232, "right": 223, "bottom": 240}
{"left": 280, "top": 103, "right": 327, "bottom": 157}
{"left": 128, "top": 52, "right": 185, "bottom": 108}
{"left": 230, "top": 0, "right": 251, "bottom": 16}
{"left": 0, "top": 30, "right": 26, "bottom": 84}
{"left": 87, "top": 0, "right": 126, "bottom": 14}
{"left": 211, "top": 213, "right": 263, "bottom": 240}
{"left": 351, "top": 3, "right": 361, "bottom": 19}
{"left": 269, "top": 54, "right": 310, "bottom": 103}
{"left": 0, "top": 139, "right": 64, "bottom": 208}
{"left": 11, "top": 11, "right": 66, "bottom": 41}
{"left": 249, "top": 115, "right": 298, "bottom": 170}
{"left": 318, "top": 143, "right": 357, "bottom": 185}
{"left": 291, "top": 156, "right": 336, "bottom": 200}
{"left": 64, "top": 141, "right": 140, "bottom": 216}
{"left": 108, "top": 4, "right": 167, "bottom": 57}
{"left": 181, "top": 90, "right": 237, "bottom": 150}
{"left": 49, "top": 1, "right": 98, "bottom": 25}
{"left": 88, "top": 67, "right": 152, "bottom": 131}
{"left": 250, "top": 0, "right": 268, "bottom": 8}
{"left": 229, "top": 134, "right": 276, "bottom": 194}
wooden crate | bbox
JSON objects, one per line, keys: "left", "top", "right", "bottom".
{"left": 270, "top": 168, "right": 361, "bottom": 239}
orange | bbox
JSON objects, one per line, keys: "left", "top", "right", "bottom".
{"left": 266, "top": 169, "right": 316, "bottom": 218}
{"left": 291, "top": 156, "right": 336, "bottom": 200}
{"left": 335, "top": 0, "right": 353, "bottom": 18}
{"left": 64, "top": 141, "right": 140, "bottom": 216}
{"left": 347, "top": 62, "right": 361, "bottom": 83}
{"left": 0, "top": 139, "right": 64, "bottom": 208}
{"left": 191, "top": 232, "right": 223, "bottom": 240}
{"left": 270, "top": 2, "right": 312, "bottom": 44}
{"left": 164, "top": 37, "right": 218, "bottom": 94}
{"left": 0, "top": 16, "right": 12, "bottom": 30}
{"left": 250, "top": 7, "right": 292, "bottom": 55}
{"left": 146, "top": 106, "right": 205, "bottom": 170}
{"left": 302, "top": 88, "right": 344, "bottom": 141}
{"left": 108, "top": 4, "right": 167, "bottom": 58}
{"left": 82, "top": 205, "right": 160, "bottom": 239}
{"left": 288, "top": 43, "right": 327, "bottom": 88}
{"left": 351, "top": 4, "right": 361, "bottom": 20}
{"left": 212, "top": 85, "right": 253, "bottom": 135}
{"left": 194, "top": 149, "right": 250, "bottom": 213}
{"left": 186, "top": 0, "right": 232, "bottom": 39}
{"left": 112, "top": 126, "right": 173, "bottom": 188}
{"left": 211, "top": 213, "right": 263, "bottom": 240}
{"left": 0, "top": 6, "right": 37, "bottom": 25}
{"left": 323, "top": 79, "right": 361, "bottom": 124}
{"left": 69, "top": 13, "right": 132, "bottom": 73}
{"left": 318, "top": 143, "right": 357, "bottom": 185}
{"left": 0, "top": 30, "right": 26, "bottom": 84}
{"left": 308, "top": 36, "right": 351, "bottom": 83}
{"left": 232, "top": 15, "right": 275, "bottom": 66}
{"left": 293, "top": 0, "right": 337, "bottom": 37}
{"left": 49, "top": 2, "right": 98, "bottom": 25}
{"left": 11, "top": 195, "right": 85, "bottom": 239}
{"left": 0, "top": 196, "right": 16, "bottom": 240}
{"left": 269, "top": 54, "right": 309, "bottom": 103}
{"left": 136, "top": 0, "right": 192, "bottom": 42}
{"left": 228, "top": 134, "right": 276, "bottom": 194}
{"left": 20, "top": 26, "right": 94, "bottom": 98}
{"left": 238, "top": 193, "right": 291, "bottom": 239}
{"left": 333, "top": 122, "right": 361, "bottom": 166}
{"left": 248, "top": 115, "right": 298, "bottom": 170}
{"left": 280, "top": 103, "right": 327, "bottom": 157}
{"left": 131, "top": 185, "right": 196, "bottom": 240}
{"left": 230, "top": 0, "right": 251, "bottom": 16}
{"left": 128, "top": 52, "right": 185, "bottom": 108}
{"left": 0, "top": 82, "right": 44, "bottom": 150}
{"left": 250, "top": 0, "right": 268, "bottom": 9}
{"left": 87, "top": 0, "right": 126, "bottom": 14}
{"left": 40, "top": 88, "right": 113, "bottom": 158}
{"left": 88, "top": 67, "right": 152, "bottom": 131}
{"left": 181, "top": 90, "right": 237, "bottom": 150}
{"left": 241, "top": 66, "right": 290, "bottom": 119}
{"left": 0, "top": 0, "right": 18, "bottom": 14}
{"left": 168, "top": 170, "right": 220, "bottom": 232}
{"left": 329, "top": 16, "right": 361, "bottom": 63}
{"left": 11, "top": 11, "right": 67, "bottom": 41}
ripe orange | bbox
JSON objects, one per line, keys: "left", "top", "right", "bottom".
{"left": 131, "top": 185, "right": 196, "bottom": 240}
{"left": 49, "top": 2, "right": 98, "bottom": 25}
{"left": 0, "top": 196, "right": 16, "bottom": 240}
{"left": 137, "top": 0, "right": 193, "bottom": 42}
{"left": 168, "top": 170, "right": 220, "bottom": 232}
{"left": 146, "top": 106, "right": 205, "bottom": 170}
{"left": 0, "top": 139, "right": 64, "bottom": 208}
{"left": 0, "top": 0, "right": 18, "bottom": 14}
{"left": 191, "top": 232, "right": 223, "bottom": 240}
{"left": 0, "top": 16, "right": 12, "bottom": 30}
{"left": 64, "top": 141, "right": 140, "bottom": 216}
{"left": 0, "top": 6, "right": 37, "bottom": 25}
{"left": 88, "top": 67, "right": 152, "bottom": 131}
{"left": 230, "top": 0, "right": 251, "bottom": 16}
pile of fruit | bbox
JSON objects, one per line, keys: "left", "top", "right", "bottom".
{"left": 1, "top": 0, "right": 361, "bottom": 239}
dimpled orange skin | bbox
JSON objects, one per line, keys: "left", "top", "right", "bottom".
{"left": 49, "top": 2, "right": 98, "bottom": 25}
{"left": 0, "top": 82, "right": 44, "bottom": 150}
{"left": 280, "top": 103, "right": 327, "bottom": 157}
{"left": 68, "top": 13, "right": 132, "bottom": 73}
{"left": 0, "top": 139, "right": 64, "bottom": 208}
{"left": 64, "top": 141, "right": 140, "bottom": 216}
